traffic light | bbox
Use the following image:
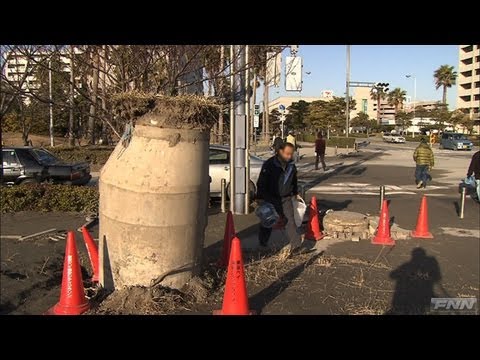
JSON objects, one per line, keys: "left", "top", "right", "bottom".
{"left": 254, "top": 104, "right": 260, "bottom": 116}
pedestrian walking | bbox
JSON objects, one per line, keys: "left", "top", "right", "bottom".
{"left": 413, "top": 138, "right": 434, "bottom": 189}
{"left": 466, "top": 150, "right": 480, "bottom": 201}
{"left": 286, "top": 130, "right": 300, "bottom": 162}
{"left": 256, "top": 142, "right": 302, "bottom": 256}
{"left": 315, "top": 132, "right": 327, "bottom": 171}
{"left": 271, "top": 131, "right": 284, "bottom": 155}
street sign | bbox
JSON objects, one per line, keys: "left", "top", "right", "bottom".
{"left": 254, "top": 115, "right": 260, "bottom": 128}
{"left": 285, "top": 56, "right": 302, "bottom": 92}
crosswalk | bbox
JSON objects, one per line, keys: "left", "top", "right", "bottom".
{"left": 305, "top": 182, "right": 449, "bottom": 196}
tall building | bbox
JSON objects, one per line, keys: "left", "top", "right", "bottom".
{"left": 378, "top": 100, "right": 396, "bottom": 125}
{"left": 457, "top": 45, "right": 480, "bottom": 120}
{"left": 350, "top": 86, "right": 377, "bottom": 120}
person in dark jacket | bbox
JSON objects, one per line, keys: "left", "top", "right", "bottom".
{"left": 467, "top": 150, "right": 480, "bottom": 179}
{"left": 271, "top": 132, "right": 284, "bottom": 154}
{"left": 413, "top": 138, "right": 435, "bottom": 188}
{"left": 315, "top": 132, "right": 327, "bottom": 171}
{"left": 256, "top": 142, "right": 301, "bottom": 252}
{"left": 467, "top": 150, "right": 480, "bottom": 201}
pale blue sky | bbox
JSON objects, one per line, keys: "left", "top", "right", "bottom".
{"left": 270, "top": 45, "right": 459, "bottom": 108}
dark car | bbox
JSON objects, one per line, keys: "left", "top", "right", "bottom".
{"left": 1, "top": 147, "right": 91, "bottom": 186}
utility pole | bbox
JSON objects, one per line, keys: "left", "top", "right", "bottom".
{"left": 345, "top": 45, "right": 351, "bottom": 138}
{"left": 230, "top": 45, "right": 248, "bottom": 215}
{"left": 229, "top": 45, "right": 235, "bottom": 213}
{"left": 218, "top": 45, "right": 224, "bottom": 144}
{"left": 68, "top": 45, "right": 75, "bottom": 147}
{"left": 244, "top": 45, "right": 250, "bottom": 213}
{"left": 251, "top": 70, "right": 257, "bottom": 145}
{"left": 48, "top": 58, "right": 54, "bottom": 147}
{"left": 263, "top": 66, "right": 269, "bottom": 141}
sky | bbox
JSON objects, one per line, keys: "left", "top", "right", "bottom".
{"left": 270, "top": 45, "right": 459, "bottom": 108}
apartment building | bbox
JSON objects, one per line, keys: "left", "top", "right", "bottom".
{"left": 457, "top": 45, "right": 480, "bottom": 120}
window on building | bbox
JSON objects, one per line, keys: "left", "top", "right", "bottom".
{"left": 462, "top": 57, "right": 473, "bottom": 65}
{"left": 476, "top": 56, "right": 480, "bottom": 62}
{"left": 462, "top": 45, "right": 473, "bottom": 52}
{"left": 475, "top": 81, "right": 480, "bottom": 88}
{"left": 362, "top": 99, "right": 368, "bottom": 113}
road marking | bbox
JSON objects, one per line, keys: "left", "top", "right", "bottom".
{"left": 307, "top": 182, "right": 416, "bottom": 195}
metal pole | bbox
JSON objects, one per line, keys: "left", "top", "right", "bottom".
{"left": 264, "top": 65, "right": 270, "bottom": 141}
{"left": 251, "top": 70, "right": 257, "bottom": 145}
{"left": 221, "top": 178, "right": 227, "bottom": 213}
{"left": 345, "top": 45, "right": 351, "bottom": 138}
{"left": 460, "top": 187, "right": 466, "bottom": 219}
{"left": 48, "top": 59, "right": 54, "bottom": 147}
{"left": 413, "top": 76, "right": 417, "bottom": 138}
{"left": 379, "top": 185, "right": 385, "bottom": 210}
{"left": 233, "top": 45, "right": 247, "bottom": 215}
{"left": 244, "top": 45, "right": 250, "bottom": 214}
{"left": 229, "top": 45, "right": 235, "bottom": 213}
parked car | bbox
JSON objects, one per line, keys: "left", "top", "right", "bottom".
{"left": 209, "top": 145, "right": 264, "bottom": 198}
{"left": 1, "top": 147, "right": 91, "bottom": 186}
{"left": 439, "top": 132, "right": 473, "bottom": 151}
{"left": 382, "top": 134, "right": 406, "bottom": 143}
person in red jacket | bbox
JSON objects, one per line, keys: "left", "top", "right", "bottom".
{"left": 315, "top": 132, "right": 327, "bottom": 171}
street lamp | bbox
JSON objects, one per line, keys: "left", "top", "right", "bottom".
{"left": 406, "top": 74, "right": 416, "bottom": 138}
{"left": 405, "top": 74, "right": 416, "bottom": 117}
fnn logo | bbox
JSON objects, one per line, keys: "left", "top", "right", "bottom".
{"left": 431, "top": 298, "right": 477, "bottom": 312}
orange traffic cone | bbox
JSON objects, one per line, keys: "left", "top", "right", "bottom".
{"left": 81, "top": 226, "right": 99, "bottom": 282}
{"left": 372, "top": 200, "right": 395, "bottom": 246}
{"left": 217, "top": 211, "right": 236, "bottom": 267}
{"left": 411, "top": 196, "right": 433, "bottom": 239}
{"left": 305, "top": 196, "right": 324, "bottom": 241}
{"left": 214, "top": 237, "right": 254, "bottom": 315}
{"left": 47, "top": 231, "right": 90, "bottom": 315}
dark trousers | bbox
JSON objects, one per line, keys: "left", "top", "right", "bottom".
{"left": 315, "top": 153, "right": 326, "bottom": 170}
{"left": 415, "top": 164, "right": 430, "bottom": 186}
{"left": 259, "top": 196, "right": 301, "bottom": 249}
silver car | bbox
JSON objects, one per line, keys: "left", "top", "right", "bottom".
{"left": 209, "top": 145, "right": 265, "bottom": 198}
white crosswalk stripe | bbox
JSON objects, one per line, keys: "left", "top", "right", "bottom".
{"left": 306, "top": 182, "right": 449, "bottom": 196}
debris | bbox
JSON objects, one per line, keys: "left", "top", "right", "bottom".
{"left": 0, "top": 235, "right": 22, "bottom": 240}
{"left": 19, "top": 228, "right": 57, "bottom": 242}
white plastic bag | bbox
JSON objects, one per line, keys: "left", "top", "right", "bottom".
{"left": 292, "top": 197, "right": 307, "bottom": 227}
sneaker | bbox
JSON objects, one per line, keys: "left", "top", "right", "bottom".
{"left": 416, "top": 180, "right": 423, "bottom": 189}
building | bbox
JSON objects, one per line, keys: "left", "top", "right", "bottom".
{"left": 378, "top": 100, "right": 396, "bottom": 125}
{"left": 350, "top": 86, "right": 377, "bottom": 120}
{"left": 457, "top": 45, "right": 480, "bottom": 120}
{"left": 3, "top": 48, "right": 83, "bottom": 104}
{"left": 268, "top": 94, "right": 333, "bottom": 114}
{"left": 404, "top": 100, "right": 443, "bottom": 112}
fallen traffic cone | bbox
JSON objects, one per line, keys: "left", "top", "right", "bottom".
{"left": 411, "top": 196, "right": 433, "bottom": 239}
{"left": 372, "top": 200, "right": 395, "bottom": 246}
{"left": 214, "top": 237, "right": 254, "bottom": 315}
{"left": 217, "top": 211, "right": 236, "bottom": 267}
{"left": 81, "top": 226, "right": 99, "bottom": 282}
{"left": 47, "top": 231, "right": 90, "bottom": 315}
{"left": 305, "top": 196, "right": 324, "bottom": 241}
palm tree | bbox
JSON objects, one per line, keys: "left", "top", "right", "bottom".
{"left": 370, "top": 87, "right": 387, "bottom": 124}
{"left": 434, "top": 64, "right": 457, "bottom": 105}
{"left": 387, "top": 88, "right": 407, "bottom": 113}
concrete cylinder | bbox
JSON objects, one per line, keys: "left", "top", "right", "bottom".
{"left": 99, "top": 123, "right": 210, "bottom": 290}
